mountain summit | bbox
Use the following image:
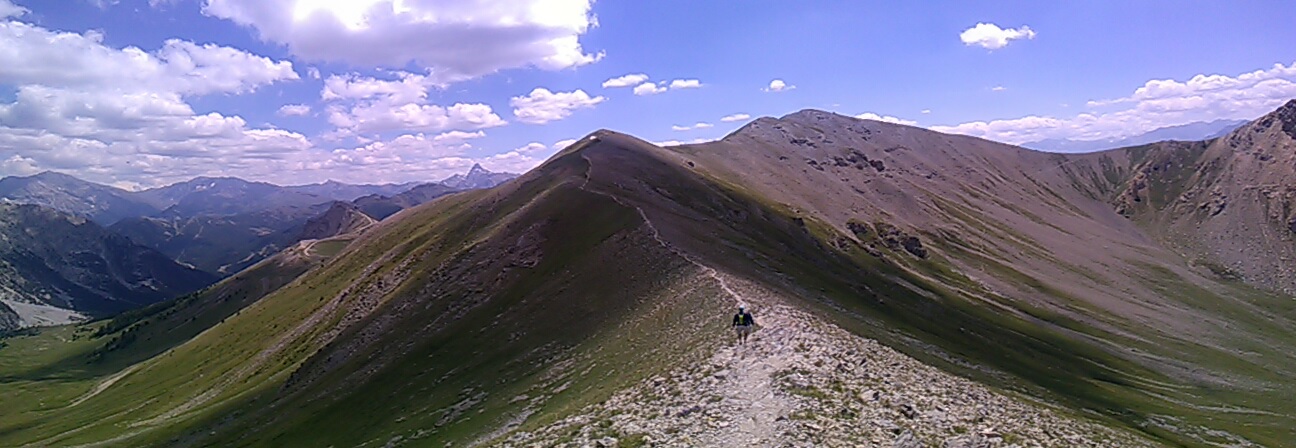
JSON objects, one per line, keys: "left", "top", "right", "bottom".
{"left": 440, "top": 163, "right": 516, "bottom": 189}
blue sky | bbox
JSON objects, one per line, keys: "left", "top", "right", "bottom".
{"left": 1, "top": 0, "right": 1294, "bottom": 188}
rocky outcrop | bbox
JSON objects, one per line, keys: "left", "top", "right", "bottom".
{"left": 1256, "top": 99, "right": 1296, "bottom": 140}
{"left": 0, "top": 302, "right": 20, "bottom": 333}
{"left": 876, "top": 223, "right": 928, "bottom": 258}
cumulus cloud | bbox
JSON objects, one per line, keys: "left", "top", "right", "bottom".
{"left": 510, "top": 88, "right": 605, "bottom": 124}
{"left": 277, "top": 104, "right": 311, "bottom": 116}
{"left": 921, "top": 109, "right": 932, "bottom": 114}
{"left": 930, "top": 61, "right": 1296, "bottom": 145}
{"left": 0, "top": 8, "right": 578, "bottom": 186}
{"left": 671, "top": 122, "right": 713, "bottom": 131}
{"left": 320, "top": 72, "right": 505, "bottom": 136}
{"left": 633, "top": 82, "right": 667, "bottom": 96}
{"left": 855, "top": 112, "right": 919, "bottom": 126}
{"left": 202, "top": 0, "right": 602, "bottom": 85}
{"left": 475, "top": 139, "right": 568, "bottom": 174}
{"left": 669, "top": 79, "right": 702, "bottom": 90}
{"left": 322, "top": 72, "right": 428, "bottom": 103}
{"left": 298, "top": 130, "right": 497, "bottom": 184}
{"left": 0, "top": 15, "right": 315, "bottom": 186}
{"left": 0, "top": 21, "right": 298, "bottom": 95}
{"left": 432, "top": 130, "right": 485, "bottom": 142}
{"left": 992, "top": 86, "right": 1007, "bottom": 92}
{"left": 764, "top": 79, "right": 794, "bottom": 92}
{"left": 552, "top": 138, "right": 579, "bottom": 150}
{"left": 0, "top": 0, "right": 27, "bottom": 18}
{"left": 327, "top": 101, "right": 506, "bottom": 136}
{"left": 603, "top": 73, "right": 649, "bottom": 88}
{"left": 960, "top": 23, "right": 1036, "bottom": 50}
{"left": 720, "top": 113, "right": 751, "bottom": 122}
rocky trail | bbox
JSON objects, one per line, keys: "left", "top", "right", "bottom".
{"left": 499, "top": 272, "right": 1162, "bottom": 448}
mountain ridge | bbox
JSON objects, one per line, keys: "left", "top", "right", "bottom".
{"left": 1, "top": 102, "right": 1294, "bottom": 447}
{"left": 0, "top": 203, "right": 217, "bottom": 317}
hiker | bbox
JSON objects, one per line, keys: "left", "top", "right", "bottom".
{"left": 732, "top": 306, "right": 755, "bottom": 344}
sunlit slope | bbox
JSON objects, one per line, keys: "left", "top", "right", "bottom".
{"left": 0, "top": 235, "right": 345, "bottom": 443}
{"left": 0, "top": 139, "right": 730, "bottom": 447}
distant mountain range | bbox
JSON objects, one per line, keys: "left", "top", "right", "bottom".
{"left": 0, "top": 203, "right": 217, "bottom": 317}
{"left": 0, "top": 171, "right": 466, "bottom": 226}
{"left": 0, "top": 165, "right": 517, "bottom": 326}
{"left": 0, "top": 171, "right": 159, "bottom": 226}
{"left": 353, "top": 182, "right": 462, "bottom": 220}
{"left": 1022, "top": 119, "right": 1247, "bottom": 153}
{"left": 108, "top": 203, "right": 333, "bottom": 275}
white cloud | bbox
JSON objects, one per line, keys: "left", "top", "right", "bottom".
{"left": 510, "top": 88, "right": 605, "bottom": 124}
{"left": 0, "top": 8, "right": 584, "bottom": 186}
{"left": 277, "top": 104, "right": 311, "bottom": 116}
{"left": 921, "top": 109, "right": 932, "bottom": 114}
{"left": 720, "top": 113, "right": 751, "bottom": 122}
{"left": 0, "top": 0, "right": 27, "bottom": 18}
{"left": 654, "top": 137, "right": 714, "bottom": 147}
{"left": 603, "top": 73, "right": 649, "bottom": 88}
{"left": 0, "top": 17, "right": 315, "bottom": 187}
{"left": 992, "top": 86, "right": 1007, "bottom": 92}
{"left": 327, "top": 101, "right": 506, "bottom": 135}
{"left": 633, "top": 82, "right": 667, "bottom": 96}
{"left": 959, "top": 22, "right": 1036, "bottom": 50}
{"left": 764, "top": 79, "right": 794, "bottom": 92}
{"left": 432, "top": 130, "right": 485, "bottom": 142}
{"left": 202, "top": 0, "right": 602, "bottom": 85}
{"left": 0, "top": 21, "right": 298, "bottom": 95}
{"left": 306, "top": 67, "right": 321, "bottom": 79}
{"left": 322, "top": 72, "right": 428, "bottom": 103}
{"left": 552, "top": 138, "right": 579, "bottom": 150}
{"left": 319, "top": 72, "right": 505, "bottom": 135}
{"left": 669, "top": 79, "right": 702, "bottom": 90}
{"left": 854, "top": 112, "right": 919, "bottom": 126}
{"left": 672, "top": 122, "right": 713, "bottom": 131}
{"left": 87, "top": 0, "right": 120, "bottom": 9}
{"left": 476, "top": 140, "right": 563, "bottom": 174}
{"left": 960, "top": 23, "right": 1036, "bottom": 50}
{"left": 931, "top": 61, "right": 1296, "bottom": 145}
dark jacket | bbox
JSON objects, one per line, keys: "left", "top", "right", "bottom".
{"left": 733, "top": 312, "right": 754, "bottom": 326}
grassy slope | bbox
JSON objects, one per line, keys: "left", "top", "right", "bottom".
{"left": 1, "top": 132, "right": 1291, "bottom": 447}
{"left": 0, "top": 237, "right": 346, "bottom": 445}
{"left": 0, "top": 145, "right": 731, "bottom": 447}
